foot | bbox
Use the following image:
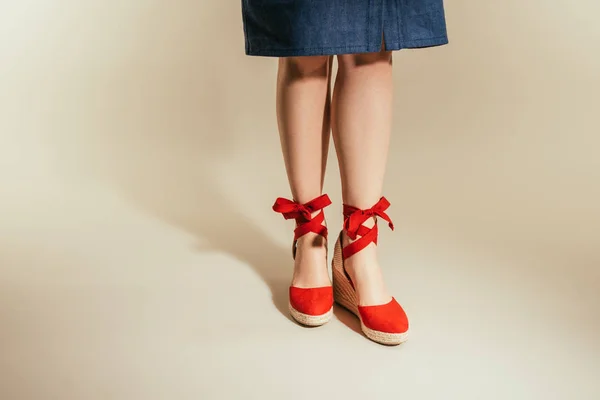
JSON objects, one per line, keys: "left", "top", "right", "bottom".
{"left": 342, "top": 217, "right": 392, "bottom": 306}
{"left": 291, "top": 218, "right": 331, "bottom": 289}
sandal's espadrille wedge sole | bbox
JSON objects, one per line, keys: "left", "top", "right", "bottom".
{"left": 289, "top": 304, "right": 333, "bottom": 326}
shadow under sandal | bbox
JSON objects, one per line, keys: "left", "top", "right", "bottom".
{"left": 272, "top": 194, "right": 334, "bottom": 326}
{"left": 332, "top": 197, "right": 410, "bottom": 345}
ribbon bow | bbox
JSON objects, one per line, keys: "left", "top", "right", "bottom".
{"left": 343, "top": 197, "right": 394, "bottom": 240}
{"left": 272, "top": 194, "right": 332, "bottom": 223}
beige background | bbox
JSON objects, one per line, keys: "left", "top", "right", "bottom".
{"left": 1, "top": 1, "right": 599, "bottom": 399}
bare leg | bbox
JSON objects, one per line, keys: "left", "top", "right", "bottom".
{"left": 331, "top": 48, "right": 394, "bottom": 305}
{"left": 277, "top": 55, "right": 333, "bottom": 288}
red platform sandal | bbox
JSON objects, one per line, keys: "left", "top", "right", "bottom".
{"left": 273, "top": 194, "right": 334, "bottom": 326}
{"left": 332, "top": 197, "right": 409, "bottom": 345}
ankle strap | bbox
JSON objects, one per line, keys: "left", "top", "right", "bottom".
{"left": 272, "top": 194, "right": 332, "bottom": 240}
{"left": 342, "top": 197, "right": 394, "bottom": 258}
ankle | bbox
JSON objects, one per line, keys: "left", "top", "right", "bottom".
{"left": 296, "top": 232, "right": 327, "bottom": 249}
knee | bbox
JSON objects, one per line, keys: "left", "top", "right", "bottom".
{"left": 279, "top": 55, "right": 330, "bottom": 79}
{"left": 338, "top": 50, "right": 392, "bottom": 74}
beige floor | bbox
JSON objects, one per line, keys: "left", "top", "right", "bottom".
{"left": 1, "top": 1, "right": 600, "bottom": 400}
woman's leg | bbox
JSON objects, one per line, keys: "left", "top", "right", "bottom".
{"left": 331, "top": 48, "right": 394, "bottom": 305}
{"left": 277, "top": 55, "right": 333, "bottom": 288}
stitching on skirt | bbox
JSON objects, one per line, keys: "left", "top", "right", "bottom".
{"left": 249, "top": 36, "right": 448, "bottom": 54}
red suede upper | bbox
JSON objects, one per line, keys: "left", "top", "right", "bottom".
{"left": 289, "top": 286, "right": 334, "bottom": 316}
{"left": 358, "top": 298, "right": 409, "bottom": 334}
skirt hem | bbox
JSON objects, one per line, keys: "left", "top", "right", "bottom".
{"left": 245, "top": 36, "right": 448, "bottom": 57}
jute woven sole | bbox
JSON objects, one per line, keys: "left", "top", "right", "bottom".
{"left": 332, "top": 238, "right": 409, "bottom": 346}
{"left": 289, "top": 304, "right": 333, "bottom": 327}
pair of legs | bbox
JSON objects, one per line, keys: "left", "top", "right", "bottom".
{"left": 277, "top": 47, "right": 393, "bottom": 306}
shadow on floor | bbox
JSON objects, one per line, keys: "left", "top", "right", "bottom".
{"left": 333, "top": 305, "right": 363, "bottom": 336}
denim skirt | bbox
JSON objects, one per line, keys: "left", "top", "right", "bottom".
{"left": 242, "top": 0, "right": 448, "bottom": 57}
